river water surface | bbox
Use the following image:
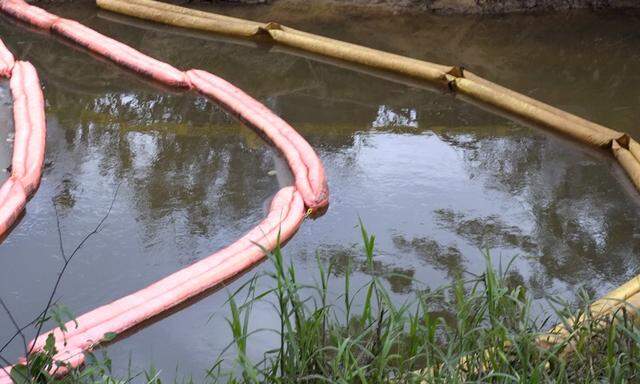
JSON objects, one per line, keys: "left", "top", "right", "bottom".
{"left": 1, "top": 3, "right": 640, "bottom": 380}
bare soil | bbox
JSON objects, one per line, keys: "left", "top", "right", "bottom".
{"left": 219, "top": 0, "right": 640, "bottom": 14}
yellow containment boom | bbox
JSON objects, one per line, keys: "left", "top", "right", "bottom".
{"left": 96, "top": 0, "right": 640, "bottom": 351}
{"left": 95, "top": 0, "right": 640, "bottom": 183}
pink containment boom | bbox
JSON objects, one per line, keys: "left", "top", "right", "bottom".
{"left": 0, "top": 0, "right": 328, "bottom": 210}
{"left": 10, "top": 187, "right": 305, "bottom": 381}
{"left": 0, "top": 38, "right": 46, "bottom": 238}
{"left": 0, "top": 0, "right": 328, "bottom": 381}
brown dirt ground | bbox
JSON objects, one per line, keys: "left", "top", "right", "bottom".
{"left": 216, "top": 0, "right": 640, "bottom": 14}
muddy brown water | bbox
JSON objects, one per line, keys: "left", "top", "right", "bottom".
{"left": 1, "top": 3, "right": 640, "bottom": 380}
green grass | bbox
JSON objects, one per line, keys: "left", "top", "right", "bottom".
{"left": 11, "top": 223, "right": 640, "bottom": 383}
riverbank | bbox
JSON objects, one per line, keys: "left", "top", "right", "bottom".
{"left": 213, "top": 0, "right": 640, "bottom": 14}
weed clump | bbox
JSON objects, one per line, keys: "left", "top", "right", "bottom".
{"left": 8, "top": 223, "right": 640, "bottom": 383}
{"left": 207, "top": 224, "right": 640, "bottom": 383}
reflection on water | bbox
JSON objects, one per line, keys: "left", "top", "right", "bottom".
{"left": 0, "top": 2, "right": 639, "bottom": 380}
{"left": 434, "top": 209, "right": 538, "bottom": 253}
{"left": 0, "top": 85, "right": 11, "bottom": 178}
{"left": 393, "top": 235, "right": 465, "bottom": 279}
{"left": 372, "top": 106, "right": 419, "bottom": 129}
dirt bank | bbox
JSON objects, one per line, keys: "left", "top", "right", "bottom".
{"left": 221, "top": 0, "right": 640, "bottom": 14}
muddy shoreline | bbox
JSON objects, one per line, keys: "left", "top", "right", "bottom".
{"left": 204, "top": 0, "right": 639, "bottom": 14}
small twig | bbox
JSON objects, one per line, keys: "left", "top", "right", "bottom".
{"left": 0, "top": 298, "right": 27, "bottom": 356}
{"left": 0, "top": 315, "right": 41, "bottom": 355}
{"left": 53, "top": 201, "right": 67, "bottom": 262}
{"left": 27, "top": 182, "right": 121, "bottom": 357}
{"left": 0, "top": 352, "right": 32, "bottom": 384}
{"left": 0, "top": 353, "right": 14, "bottom": 378}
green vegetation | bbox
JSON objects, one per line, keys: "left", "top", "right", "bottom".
{"left": 7, "top": 224, "right": 640, "bottom": 383}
